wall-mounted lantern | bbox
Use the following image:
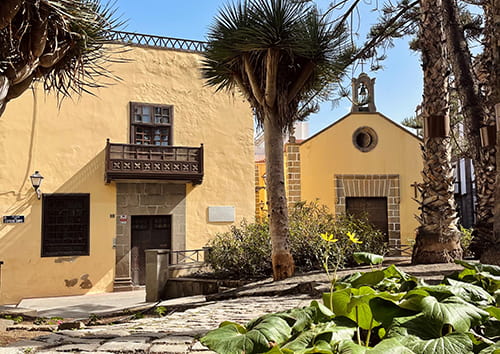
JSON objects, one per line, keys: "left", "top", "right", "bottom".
{"left": 30, "top": 171, "right": 44, "bottom": 199}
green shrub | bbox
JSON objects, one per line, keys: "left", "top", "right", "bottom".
{"left": 206, "top": 201, "right": 388, "bottom": 279}
{"left": 459, "top": 225, "right": 474, "bottom": 258}
{"left": 207, "top": 220, "right": 271, "bottom": 279}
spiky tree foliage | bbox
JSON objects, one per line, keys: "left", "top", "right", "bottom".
{"left": 411, "top": 0, "right": 463, "bottom": 263}
{"left": 0, "top": 0, "right": 121, "bottom": 116}
{"left": 202, "top": 0, "right": 354, "bottom": 280}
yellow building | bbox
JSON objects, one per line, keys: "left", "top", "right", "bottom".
{"left": 0, "top": 32, "right": 255, "bottom": 305}
{"left": 257, "top": 73, "right": 422, "bottom": 249}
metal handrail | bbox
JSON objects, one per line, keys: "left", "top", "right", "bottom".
{"left": 107, "top": 30, "right": 207, "bottom": 52}
{"left": 169, "top": 249, "right": 208, "bottom": 265}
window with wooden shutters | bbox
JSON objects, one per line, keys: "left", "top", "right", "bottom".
{"left": 130, "top": 102, "right": 173, "bottom": 146}
{"left": 41, "top": 194, "right": 90, "bottom": 257}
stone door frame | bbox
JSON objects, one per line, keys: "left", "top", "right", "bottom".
{"left": 335, "top": 174, "right": 401, "bottom": 248}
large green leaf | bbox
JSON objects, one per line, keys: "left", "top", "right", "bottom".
{"left": 397, "top": 333, "right": 474, "bottom": 354}
{"left": 444, "top": 278, "right": 495, "bottom": 306}
{"left": 478, "top": 341, "right": 500, "bottom": 354}
{"left": 369, "top": 297, "right": 417, "bottom": 328}
{"left": 350, "top": 271, "right": 385, "bottom": 288}
{"left": 282, "top": 321, "right": 356, "bottom": 352}
{"left": 420, "top": 296, "right": 489, "bottom": 332}
{"left": 310, "top": 300, "right": 335, "bottom": 323}
{"left": 324, "top": 287, "right": 380, "bottom": 330}
{"left": 251, "top": 316, "right": 293, "bottom": 345}
{"left": 336, "top": 340, "right": 367, "bottom": 354}
{"left": 455, "top": 260, "right": 500, "bottom": 276}
{"left": 367, "top": 337, "right": 416, "bottom": 354}
{"left": 353, "top": 252, "right": 384, "bottom": 266}
{"left": 382, "top": 265, "right": 412, "bottom": 280}
{"left": 303, "top": 340, "right": 333, "bottom": 354}
{"left": 201, "top": 322, "right": 268, "bottom": 354}
{"left": 485, "top": 307, "right": 500, "bottom": 321}
{"left": 201, "top": 316, "right": 292, "bottom": 354}
{"left": 386, "top": 314, "right": 443, "bottom": 339}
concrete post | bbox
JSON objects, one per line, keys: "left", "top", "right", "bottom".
{"left": 145, "top": 249, "right": 170, "bottom": 302}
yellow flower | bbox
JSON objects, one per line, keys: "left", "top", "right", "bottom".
{"left": 320, "top": 233, "right": 339, "bottom": 243}
{"left": 347, "top": 231, "right": 362, "bottom": 244}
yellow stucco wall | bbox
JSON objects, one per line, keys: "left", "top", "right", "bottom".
{"left": 0, "top": 44, "right": 254, "bottom": 304}
{"left": 300, "top": 112, "right": 422, "bottom": 245}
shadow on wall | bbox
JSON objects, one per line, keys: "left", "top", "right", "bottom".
{"left": 0, "top": 149, "right": 115, "bottom": 305}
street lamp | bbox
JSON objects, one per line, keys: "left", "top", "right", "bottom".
{"left": 30, "top": 171, "right": 44, "bottom": 199}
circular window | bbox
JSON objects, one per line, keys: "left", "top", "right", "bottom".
{"left": 352, "top": 126, "right": 378, "bottom": 152}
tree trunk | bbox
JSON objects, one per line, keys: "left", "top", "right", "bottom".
{"left": 490, "top": 103, "right": 500, "bottom": 265}
{"left": 440, "top": 0, "right": 496, "bottom": 259}
{"left": 412, "top": 0, "right": 462, "bottom": 264}
{"left": 264, "top": 110, "right": 295, "bottom": 280}
{"left": 489, "top": 0, "right": 500, "bottom": 265}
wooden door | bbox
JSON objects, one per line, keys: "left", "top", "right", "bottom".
{"left": 131, "top": 215, "right": 171, "bottom": 285}
{"left": 346, "top": 197, "right": 388, "bottom": 240}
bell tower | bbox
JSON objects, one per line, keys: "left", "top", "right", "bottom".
{"left": 351, "top": 72, "right": 376, "bottom": 113}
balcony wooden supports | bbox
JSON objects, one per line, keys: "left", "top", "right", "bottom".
{"left": 105, "top": 140, "right": 204, "bottom": 184}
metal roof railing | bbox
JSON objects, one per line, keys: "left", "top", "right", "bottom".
{"left": 107, "top": 30, "right": 207, "bottom": 53}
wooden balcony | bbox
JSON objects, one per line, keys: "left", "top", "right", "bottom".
{"left": 105, "top": 140, "right": 203, "bottom": 184}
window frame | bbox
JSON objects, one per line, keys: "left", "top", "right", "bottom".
{"left": 41, "top": 193, "right": 90, "bottom": 257}
{"left": 129, "top": 102, "right": 174, "bottom": 146}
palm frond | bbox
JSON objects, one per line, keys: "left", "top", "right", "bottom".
{"left": 0, "top": 0, "right": 124, "bottom": 115}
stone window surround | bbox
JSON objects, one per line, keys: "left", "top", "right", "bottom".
{"left": 335, "top": 174, "right": 401, "bottom": 247}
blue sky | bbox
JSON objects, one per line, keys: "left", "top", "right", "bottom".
{"left": 113, "top": 0, "right": 422, "bottom": 136}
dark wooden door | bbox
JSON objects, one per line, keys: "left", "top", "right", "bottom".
{"left": 346, "top": 197, "right": 388, "bottom": 240}
{"left": 131, "top": 215, "right": 171, "bottom": 285}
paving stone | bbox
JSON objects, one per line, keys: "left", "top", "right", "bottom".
{"left": 50, "top": 342, "right": 101, "bottom": 352}
{"left": 61, "top": 337, "right": 103, "bottom": 345}
{"left": 3, "top": 339, "right": 47, "bottom": 349}
{"left": 149, "top": 344, "right": 189, "bottom": 353}
{"left": 97, "top": 340, "right": 151, "bottom": 353}
{"left": 71, "top": 328, "right": 132, "bottom": 339}
{"left": 130, "top": 331, "right": 167, "bottom": 339}
{"left": 34, "top": 333, "right": 71, "bottom": 345}
{"left": 0, "top": 318, "right": 14, "bottom": 331}
{"left": 112, "top": 336, "right": 151, "bottom": 343}
{"left": 0, "top": 348, "right": 24, "bottom": 354}
{"left": 152, "top": 335, "right": 194, "bottom": 344}
{"left": 191, "top": 341, "right": 210, "bottom": 351}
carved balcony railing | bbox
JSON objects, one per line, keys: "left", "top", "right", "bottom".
{"left": 105, "top": 140, "right": 203, "bottom": 184}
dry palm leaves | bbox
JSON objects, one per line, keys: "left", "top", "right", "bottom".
{"left": 0, "top": 0, "right": 124, "bottom": 116}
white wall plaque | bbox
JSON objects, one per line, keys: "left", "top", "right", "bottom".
{"left": 208, "top": 206, "right": 235, "bottom": 223}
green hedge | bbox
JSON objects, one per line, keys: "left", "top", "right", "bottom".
{"left": 206, "top": 201, "right": 388, "bottom": 279}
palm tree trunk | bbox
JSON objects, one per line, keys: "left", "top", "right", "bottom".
{"left": 486, "top": 0, "right": 500, "bottom": 265}
{"left": 440, "top": 0, "right": 496, "bottom": 259}
{"left": 412, "top": 0, "right": 462, "bottom": 264}
{"left": 264, "top": 110, "right": 295, "bottom": 280}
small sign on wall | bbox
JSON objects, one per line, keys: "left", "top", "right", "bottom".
{"left": 208, "top": 206, "right": 235, "bottom": 223}
{"left": 3, "top": 215, "right": 25, "bottom": 224}
{"left": 119, "top": 215, "right": 128, "bottom": 224}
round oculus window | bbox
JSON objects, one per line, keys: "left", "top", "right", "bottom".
{"left": 352, "top": 126, "right": 378, "bottom": 152}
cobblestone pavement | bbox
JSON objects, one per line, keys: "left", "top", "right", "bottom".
{"left": 2, "top": 295, "right": 314, "bottom": 353}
